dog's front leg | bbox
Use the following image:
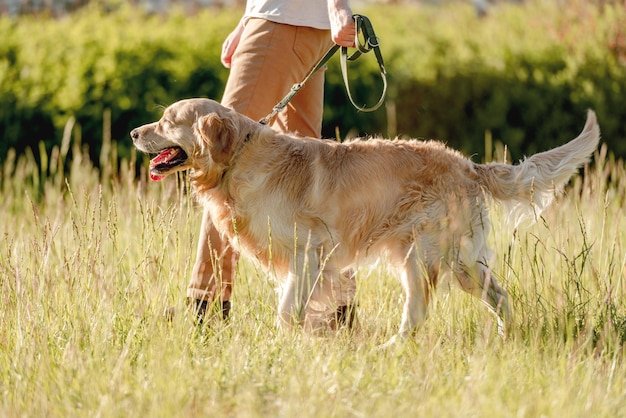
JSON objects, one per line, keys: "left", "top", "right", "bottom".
{"left": 278, "top": 247, "right": 320, "bottom": 328}
{"left": 277, "top": 271, "right": 305, "bottom": 329}
{"left": 276, "top": 250, "right": 321, "bottom": 330}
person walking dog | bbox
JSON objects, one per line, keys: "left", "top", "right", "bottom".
{"left": 187, "top": 0, "right": 358, "bottom": 325}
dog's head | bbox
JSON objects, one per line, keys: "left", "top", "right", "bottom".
{"left": 130, "top": 98, "right": 248, "bottom": 182}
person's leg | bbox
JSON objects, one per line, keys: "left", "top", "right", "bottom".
{"left": 187, "top": 19, "right": 347, "bottom": 323}
{"left": 221, "top": 19, "right": 333, "bottom": 137}
{"left": 274, "top": 65, "right": 326, "bottom": 138}
{"left": 270, "top": 25, "right": 331, "bottom": 137}
{"left": 187, "top": 205, "right": 235, "bottom": 321}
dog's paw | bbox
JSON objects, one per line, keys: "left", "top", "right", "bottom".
{"left": 163, "top": 306, "right": 176, "bottom": 322}
{"left": 496, "top": 317, "right": 512, "bottom": 341}
{"left": 377, "top": 332, "right": 414, "bottom": 352}
{"left": 377, "top": 335, "right": 400, "bottom": 350}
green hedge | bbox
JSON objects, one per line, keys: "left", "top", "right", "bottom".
{"left": 0, "top": 4, "right": 236, "bottom": 164}
{"left": 1, "top": 1, "right": 625, "bottom": 166}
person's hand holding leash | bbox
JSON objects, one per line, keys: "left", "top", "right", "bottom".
{"left": 328, "top": 0, "right": 355, "bottom": 47}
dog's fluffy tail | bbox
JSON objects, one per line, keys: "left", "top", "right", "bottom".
{"left": 476, "top": 110, "right": 600, "bottom": 227}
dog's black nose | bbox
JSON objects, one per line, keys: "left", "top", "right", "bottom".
{"left": 130, "top": 129, "right": 139, "bottom": 141}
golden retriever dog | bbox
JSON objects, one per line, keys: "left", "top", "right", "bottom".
{"left": 131, "top": 98, "right": 600, "bottom": 343}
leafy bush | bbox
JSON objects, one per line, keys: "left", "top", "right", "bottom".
{"left": 1, "top": 1, "right": 625, "bottom": 166}
{"left": 324, "top": 1, "right": 626, "bottom": 160}
{"left": 0, "top": 4, "right": 235, "bottom": 164}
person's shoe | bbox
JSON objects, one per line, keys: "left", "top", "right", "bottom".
{"left": 221, "top": 300, "right": 231, "bottom": 320}
{"left": 191, "top": 299, "right": 231, "bottom": 324}
{"left": 330, "top": 304, "right": 358, "bottom": 330}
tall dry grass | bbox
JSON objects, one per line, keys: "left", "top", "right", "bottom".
{"left": 1, "top": 128, "right": 626, "bottom": 416}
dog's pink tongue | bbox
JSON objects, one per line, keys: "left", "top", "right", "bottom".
{"left": 149, "top": 172, "right": 165, "bottom": 182}
{"left": 149, "top": 148, "right": 178, "bottom": 182}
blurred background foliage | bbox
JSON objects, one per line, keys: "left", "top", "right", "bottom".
{"left": 0, "top": 0, "right": 625, "bottom": 168}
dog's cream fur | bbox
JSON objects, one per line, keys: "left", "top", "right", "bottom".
{"left": 132, "top": 98, "right": 600, "bottom": 341}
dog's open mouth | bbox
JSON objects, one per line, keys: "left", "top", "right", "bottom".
{"left": 149, "top": 147, "right": 188, "bottom": 181}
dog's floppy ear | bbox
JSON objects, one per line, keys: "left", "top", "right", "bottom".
{"left": 194, "top": 112, "right": 237, "bottom": 164}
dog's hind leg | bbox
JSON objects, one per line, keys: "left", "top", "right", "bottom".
{"left": 397, "top": 247, "right": 434, "bottom": 338}
{"left": 305, "top": 267, "right": 358, "bottom": 330}
{"left": 455, "top": 261, "right": 512, "bottom": 336}
{"left": 380, "top": 248, "right": 437, "bottom": 348}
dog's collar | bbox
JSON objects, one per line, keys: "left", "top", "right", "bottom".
{"left": 227, "top": 131, "right": 254, "bottom": 172}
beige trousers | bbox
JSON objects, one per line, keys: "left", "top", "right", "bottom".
{"left": 186, "top": 19, "right": 334, "bottom": 303}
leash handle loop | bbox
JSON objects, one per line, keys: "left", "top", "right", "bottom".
{"left": 341, "top": 14, "right": 387, "bottom": 112}
{"left": 260, "top": 14, "right": 387, "bottom": 124}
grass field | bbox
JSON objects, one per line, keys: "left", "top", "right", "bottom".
{"left": 2, "top": 130, "right": 626, "bottom": 417}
